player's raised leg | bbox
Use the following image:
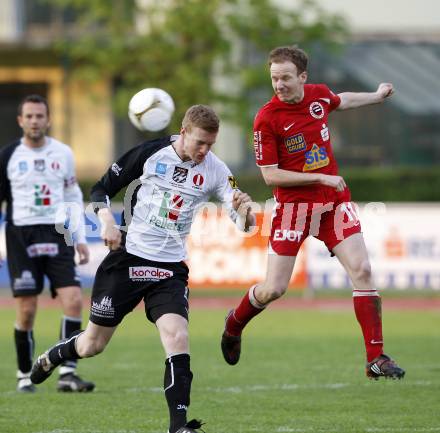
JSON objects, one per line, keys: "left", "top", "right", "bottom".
{"left": 156, "top": 313, "right": 204, "bottom": 433}
{"left": 221, "top": 254, "right": 296, "bottom": 365}
{"left": 333, "top": 233, "right": 405, "bottom": 379}
{"left": 30, "top": 321, "right": 116, "bottom": 387}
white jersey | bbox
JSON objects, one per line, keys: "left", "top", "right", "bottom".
{"left": 91, "top": 135, "right": 239, "bottom": 262}
{"left": 0, "top": 137, "right": 86, "bottom": 243}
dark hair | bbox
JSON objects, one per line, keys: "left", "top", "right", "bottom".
{"left": 182, "top": 104, "right": 219, "bottom": 133}
{"left": 268, "top": 46, "right": 308, "bottom": 74}
{"left": 18, "top": 94, "right": 50, "bottom": 116}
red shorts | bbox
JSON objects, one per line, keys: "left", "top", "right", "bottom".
{"left": 269, "top": 198, "right": 362, "bottom": 256}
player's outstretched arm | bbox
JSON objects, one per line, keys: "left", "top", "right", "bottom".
{"left": 337, "top": 83, "right": 394, "bottom": 110}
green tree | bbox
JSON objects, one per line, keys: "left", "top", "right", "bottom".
{"left": 46, "top": 0, "right": 347, "bottom": 131}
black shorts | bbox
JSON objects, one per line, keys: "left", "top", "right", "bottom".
{"left": 90, "top": 248, "right": 189, "bottom": 327}
{"left": 6, "top": 223, "right": 80, "bottom": 298}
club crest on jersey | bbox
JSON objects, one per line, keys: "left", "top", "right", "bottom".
{"left": 34, "top": 159, "right": 45, "bottom": 172}
{"left": 309, "top": 101, "right": 325, "bottom": 119}
{"left": 172, "top": 167, "right": 188, "bottom": 183}
{"left": 155, "top": 162, "right": 167, "bottom": 175}
{"left": 303, "top": 144, "right": 330, "bottom": 171}
{"left": 285, "top": 133, "right": 306, "bottom": 153}
{"left": 18, "top": 161, "right": 28, "bottom": 173}
{"left": 192, "top": 173, "right": 204, "bottom": 188}
{"left": 228, "top": 176, "right": 238, "bottom": 189}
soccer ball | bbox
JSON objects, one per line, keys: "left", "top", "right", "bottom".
{"left": 128, "top": 88, "right": 175, "bottom": 132}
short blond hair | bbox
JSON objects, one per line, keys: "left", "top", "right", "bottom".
{"left": 182, "top": 105, "right": 219, "bottom": 133}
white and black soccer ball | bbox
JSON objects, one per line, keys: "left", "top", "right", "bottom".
{"left": 128, "top": 88, "right": 175, "bottom": 132}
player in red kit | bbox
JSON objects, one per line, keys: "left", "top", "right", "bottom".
{"left": 221, "top": 45, "right": 405, "bottom": 380}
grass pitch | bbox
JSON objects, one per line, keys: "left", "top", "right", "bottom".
{"left": 0, "top": 301, "right": 439, "bottom": 433}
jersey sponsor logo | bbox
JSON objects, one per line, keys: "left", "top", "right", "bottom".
{"left": 14, "top": 270, "right": 36, "bottom": 291}
{"left": 26, "top": 243, "right": 59, "bottom": 258}
{"left": 159, "top": 191, "right": 184, "bottom": 221}
{"left": 149, "top": 191, "right": 186, "bottom": 231}
{"left": 34, "top": 184, "right": 51, "bottom": 206}
{"left": 253, "top": 130, "right": 263, "bottom": 161}
{"left": 285, "top": 133, "right": 306, "bottom": 153}
{"left": 228, "top": 176, "right": 238, "bottom": 189}
{"left": 149, "top": 215, "right": 185, "bottom": 231}
{"left": 129, "top": 266, "right": 174, "bottom": 281}
{"left": 283, "top": 122, "right": 295, "bottom": 131}
{"left": 273, "top": 229, "right": 304, "bottom": 242}
{"left": 111, "top": 162, "right": 122, "bottom": 176}
{"left": 303, "top": 144, "right": 330, "bottom": 171}
{"left": 172, "top": 166, "right": 188, "bottom": 183}
{"left": 18, "top": 161, "right": 28, "bottom": 173}
{"left": 309, "top": 101, "right": 325, "bottom": 119}
{"left": 192, "top": 173, "right": 204, "bottom": 187}
{"left": 155, "top": 162, "right": 167, "bottom": 175}
{"left": 91, "top": 296, "right": 115, "bottom": 319}
{"left": 320, "top": 123, "right": 329, "bottom": 141}
{"left": 34, "top": 159, "right": 45, "bottom": 172}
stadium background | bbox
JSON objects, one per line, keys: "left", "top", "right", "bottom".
{"left": 0, "top": 1, "right": 439, "bottom": 433}
{"left": 0, "top": 0, "right": 439, "bottom": 293}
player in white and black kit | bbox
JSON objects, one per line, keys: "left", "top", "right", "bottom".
{"left": 0, "top": 95, "right": 94, "bottom": 392}
{"left": 31, "top": 105, "right": 256, "bottom": 433}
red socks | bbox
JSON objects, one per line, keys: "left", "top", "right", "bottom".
{"left": 225, "top": 285, "right": 266, "bottom": 336}
{"left": 226, "top": 286, "right": 384, "bottom": 363}
{"left": 353, "top": 289, "right": 383, "bottom": 362}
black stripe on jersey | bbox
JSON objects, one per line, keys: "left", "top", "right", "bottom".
{"left": 90, "top": 136, "right": 171, "bottom": 208}
{"left": 0, "top": 140, "right": 21, "bottom": 222}
{"left": 91, "top": 136, "right": 171, "bottom": 213}
{"left": 91, "top": 136, "right": 172, "bottom": 248}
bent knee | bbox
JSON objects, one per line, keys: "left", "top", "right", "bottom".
{"left": 162, "top": 328, "right": 189, "bottom": 352}
{"left": 352, "top": 260, "right": 372, "bottom": 283}
{"left": 168, "top": 329, "right": 189, "bottom": 346}
{"left": 256, "top": 284, "right": 287, "bottom": 304}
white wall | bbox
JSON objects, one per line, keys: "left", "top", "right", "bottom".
{"left": 0, "top": 0, "right": 22, "bottom": 41}
{"left": 274, "top": 0, "right": 440, "bottom": 35}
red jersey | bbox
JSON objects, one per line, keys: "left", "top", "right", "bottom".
{"left": 253, "top": 84, "right": 347, "bottom": 203}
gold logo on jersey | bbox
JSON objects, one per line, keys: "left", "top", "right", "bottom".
{"left": 228, "top": 176, "right": 238, "bottom": 189}
{"left": 285, "top": 133, "right": 306, "bottom": 153}
{"left": 303, "top": 144, "right": 330, "bottom": 171}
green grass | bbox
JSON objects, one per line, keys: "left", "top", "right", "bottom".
{"left": 1, "top": 305, "right": 439, "bottom": 433}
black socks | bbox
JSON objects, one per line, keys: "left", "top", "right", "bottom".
{"left": 48, "top": 330, "right": 82, "bottom": 366}
{"left": 14, "top": 328, "right": 34, "bottom": 373}
{"left": 164, "top": 354, "right": 193, "bottom": 433}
